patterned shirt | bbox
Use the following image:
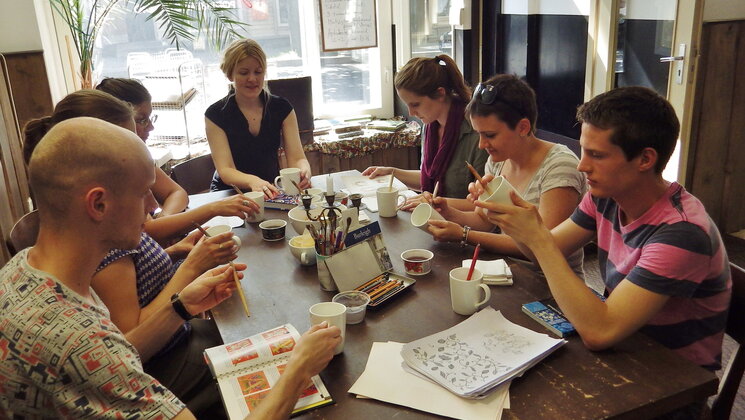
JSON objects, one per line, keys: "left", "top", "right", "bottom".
{"left": 487, "top": 143, "right": 587, "bottom": 276}
{"left": 97, "top": 232, "right": 189, "bottom": 354}
{"left": 0, "top": 249, "right": 186, "bottom": 418}
{"left": 571, "top": 182, "right": 731, "bottom": 369}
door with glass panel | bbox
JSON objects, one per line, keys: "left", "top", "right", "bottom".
{"left": 585, "top": 0, "right": 702, "bottom": 182}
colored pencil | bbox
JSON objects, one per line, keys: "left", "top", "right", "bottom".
{"left": 465, "top": 161, "right": 492, "bottom": 195}
{"left": 466, "top": 243, "right": 481, "bottom": 281}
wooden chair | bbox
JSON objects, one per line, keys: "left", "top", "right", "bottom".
{"left": 170, "top": 154, "right": 215, "bottom": 195}
{"left": 267, "top": 76, "right": 314, "bottom": 145}
{"left": 710, "top": 262, "right": 745, "bottom": 420}
{"left": 6, "top": 210, "right": 40, "bottom": 256}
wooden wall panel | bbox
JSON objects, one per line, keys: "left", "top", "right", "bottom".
{"left": 689, "top": 21, "right": 745, "bottom": 233}
{"left": 3, "top": 51, "right": 53, "bottom": 130}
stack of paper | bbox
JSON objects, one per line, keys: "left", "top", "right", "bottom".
{"left": 461, "top": 259, "right": 513, "bottom": 286}
{"left": 400, "top": 307, "right": 566, "bottom": 399}
{"left": 349, "top": 342, "right": 510, "bottom": 420}
{"left": 340, "top": 174, "right": 416, "bottom": 212}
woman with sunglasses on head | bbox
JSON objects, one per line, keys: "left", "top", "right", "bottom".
{"left": 425, "top": 74, "right": 587, "bottom": 276}
{"left": 96, "top": 77, "right": 260, "bottom": 244}
{"left": 363, "top": 55, "right": 488, "bottom": 206}
{"left": 96, "top": 77, "right": 188, "bottom": 217}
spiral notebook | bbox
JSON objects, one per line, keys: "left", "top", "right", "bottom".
{"left": 203, "top": 324, "right": 333, "bottom": 418}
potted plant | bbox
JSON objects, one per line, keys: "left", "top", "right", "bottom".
{"left": 49, "top": 0, "right": 245, "bottom": 89}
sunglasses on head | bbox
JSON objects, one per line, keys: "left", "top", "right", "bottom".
{"left": 472, "top": 83, "right": 499, "bottom": 105}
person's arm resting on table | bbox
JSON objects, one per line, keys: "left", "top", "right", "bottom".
{"left": 476, "top": 193, "right": 669, "bottom": 350}
{"left": 206, "top": 117, "right": 281, "bottom": 197}
{"left": 281, "top": 110, "right": 312, "bottom": 189}
{"left": 152, "top": 167, "right": 189, "bottom": 216}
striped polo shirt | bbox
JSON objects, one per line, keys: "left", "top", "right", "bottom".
{"left": 571, "top": 182, "right": 731, "bottom": 370}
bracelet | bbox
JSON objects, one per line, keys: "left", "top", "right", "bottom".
{"left": 170, "top": 293, "right": 194, "bottom": 321}
{"left": 460, "top": 225, "right": 471, "bottom": 247}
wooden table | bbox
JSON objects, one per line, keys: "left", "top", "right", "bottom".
{"left": 190, "top": 187, "right": 717, "bottom": 420}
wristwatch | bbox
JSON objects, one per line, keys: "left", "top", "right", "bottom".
{"left": 170, "top": 293, "right": 194, "bottom": 321}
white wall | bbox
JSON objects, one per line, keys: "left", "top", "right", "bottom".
{"left": 704, "top": 0, "right": 745, "bottom": 22}
{"left": 0, "top": 0, "right": 42, "bottom": 53}
{"left": 502, "top": 0, "right": 591, "bottom": 16}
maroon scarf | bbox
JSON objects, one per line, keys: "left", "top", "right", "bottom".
{"left": 420, "top": 100, "right": 465, "bottom": 195}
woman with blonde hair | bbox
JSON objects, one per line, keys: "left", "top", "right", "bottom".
{"left": 363, "top": 55, "right": 488, "bottom": 203}
{"left": 206, "top": 38, "right": 312, "bottom": 196}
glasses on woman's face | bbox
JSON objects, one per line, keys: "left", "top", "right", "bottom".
{"left": 135, "top": 114, "right": 157, "bottom": 126}
{"left": 472, "top": 83, "right": 499, "bottom": 105}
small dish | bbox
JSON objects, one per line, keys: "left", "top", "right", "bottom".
{"left": 332, "top": 290, "right": 371, "bottom": 324}
{"left": 259, "top": 219, "right": 287, "bottom": 241}
{"left": 401, "top": 249, "right": 434, "bottom": 275}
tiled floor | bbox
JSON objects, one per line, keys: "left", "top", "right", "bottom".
{"left": 583, "top": 236, "right": 745, "bottom": 419}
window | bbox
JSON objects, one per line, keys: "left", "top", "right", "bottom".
{"left": 90, "top": 1, "right": 392, "bottom": 119}
{"left": 394, "top": 0, "right": 454, "bottom": 68}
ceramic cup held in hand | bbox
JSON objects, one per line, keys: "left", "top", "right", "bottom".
{"left": 289, "top": 235, "right": 316, "bottom": 266}
{"left": 309, "top": 301, "right": 346, "bottom": 354}
{"left": 479, "top": 176, "right": 521, "bottom": 206}
{"left": 243, "top": 191, "right": 265, "bottom": 223}
{"left": 274, "top": 168, "right": 302, "bottom": 195}
{"left": 259, "top": 219, "right": 286, "bottom": 241}
{"left": 401, "top": 249, "right": 434, "bottom": 276}
{"left": 410, "top": 203, "right": 445, "bottom": 232}
{"left": 205, "top": 224, "right": 242, "bottom": 251}
{"left": 449, "top": 267, "right": 490, "bottom": 316}
{"left": 376, "top": 186, "right": 406, "bottom": 217}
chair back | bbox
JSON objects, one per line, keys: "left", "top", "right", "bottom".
{"left": 267, "top": 76, "right": 313, "bottom": 145}
{"left": 536, "top": 129, "right": 581, "bottom": 157}
{"left": 711, "top": 262, "right": 745, "bottom": 420}
{"left": 170, "top": 154, "right": 215, "bottom": 195}
{"left": 7, "top": 210, "right": 40, "bottom": 256}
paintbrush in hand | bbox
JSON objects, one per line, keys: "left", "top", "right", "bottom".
{"left": 465, "top": 161, "right": 492, "bottom": 196}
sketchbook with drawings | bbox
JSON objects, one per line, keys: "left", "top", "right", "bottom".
{"left": 400, "top": 307, "right": 566, "bottom": 399}
{"left": 203, "top": 324, "right": 333, "bottom": 418}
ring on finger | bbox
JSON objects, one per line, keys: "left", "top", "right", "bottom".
{"left": 219, "top": 243, "right": 223, "bottom": 249}
{"left": 242, "top": 200, "right": 250, "bottom": 206}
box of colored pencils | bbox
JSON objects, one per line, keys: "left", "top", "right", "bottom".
{"left": 353, "top": 272, "right": 415, "bottom": 309}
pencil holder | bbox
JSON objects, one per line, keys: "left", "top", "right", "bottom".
{"left": 316, "top": 254, "right": 337, "bottom": 291}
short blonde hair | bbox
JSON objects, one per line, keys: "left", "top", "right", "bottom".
{"left": 220, "top": 39, "right": 267, "bottom": 79}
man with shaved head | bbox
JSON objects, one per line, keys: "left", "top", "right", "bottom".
{"left": 0, "top": 118, "right": 340, "bottom": 419}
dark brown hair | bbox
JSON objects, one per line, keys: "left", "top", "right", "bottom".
{"left": 23, "top": 90, "right": 133, "bottom": 164}
{"left": 576, "top": 86, "right": 679, "bottom": 173}
{"left": 394, "top": 55, "right": 470, "bottom": 103}
{"left": 465, "top": 74, "right": 538, "bottom": 134}
{"left": 95, "top": 77, "right": 151, "bottom": 105}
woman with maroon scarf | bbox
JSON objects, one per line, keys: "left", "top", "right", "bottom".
{"left": 363, "top": 55, "right": 488, "bottom": 209}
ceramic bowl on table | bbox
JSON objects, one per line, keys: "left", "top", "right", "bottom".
{"left": 287, "top": 204, "right": 348, "bottom": 235}
{"left": 259, "top": 219, "right": 287, "bottom": 241}
{"left": 401, "top": 249, "right": 434, "bottom": 275}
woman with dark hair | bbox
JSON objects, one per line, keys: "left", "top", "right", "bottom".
{"left": 425, "top": 74, "right": 587, "bottom": 276}
{"left": 23, "top": 89, "right": 246, "bottom": 417}
{"left": 95, "top": 77, "right": 188, "bottom": 217}
{"left": 205, "top": 38, "right": 312, "bottom": 196}
{"left": 363, "top": 55, "right": 488, "bottom": 203}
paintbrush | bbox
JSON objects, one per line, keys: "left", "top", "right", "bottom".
{"left": 230, "top": 184, "right": 245, "bottom": 196}
{"left": 432, "top": 181, "right": 440, "bottom": 200}
{"left": 191, "top": 221, "right": 250, "bottom": 318}
{"left": 388, "top": 169, "right": 395, "bottom": 191}
{"left": 465, "top": 161, "right": 492, "bottom": 196}
{"left": 290, "top": 179, "right": 302, "bottom": 195}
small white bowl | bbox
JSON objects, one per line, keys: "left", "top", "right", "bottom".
{"left": 287, "top": 204, "right": 348, "bottom": 235}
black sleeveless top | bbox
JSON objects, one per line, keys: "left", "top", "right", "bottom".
{"left": 205, "top": 91, "right": 293, "bottom": 191}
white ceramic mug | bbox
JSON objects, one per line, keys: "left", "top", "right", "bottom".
{"left": 289, "top": 235, "right": 316, "bottom": 266}
{"left": 410, "top": 203, "right": 445, "bottom": 232}
{"left": 449, "top": 267, "right": 490, "bottom": 315}
{"left": 479, "top": 176, "right": 521, "bottom": 206}
{"left": 309, "top": 301, "right": 346, "bottom": 354}
{"left": 243, "top": 191, "right": 265, "bottom": 223}
{"left": 376, "top": 186, "right": 406, "bottom": 217}
{"left": 205, "top": 224, "right": 242, "bottom": 251}
{"left": 274, "top": 168, "right": 302, "bottom": 195}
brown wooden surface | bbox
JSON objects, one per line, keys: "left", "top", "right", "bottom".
{"left": 2, "top": 51, "right": 53, "bottom": 130}
{"left": 191, "top": 183, "right": 717, "bottom": 419}
{"left": 688, "top": 20, "right": 745, "bottom": 233}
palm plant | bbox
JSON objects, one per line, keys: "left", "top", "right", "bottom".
{"left": 49, "top": 0, "right": 245, "bottom": 88}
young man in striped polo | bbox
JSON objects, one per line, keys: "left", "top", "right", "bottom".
{"left": 475, "top": 86, "right": 731, "bottom": 373}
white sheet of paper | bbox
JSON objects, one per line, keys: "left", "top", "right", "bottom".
{"left": 349, "top": 342, "right": 509, "bottom": 420}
